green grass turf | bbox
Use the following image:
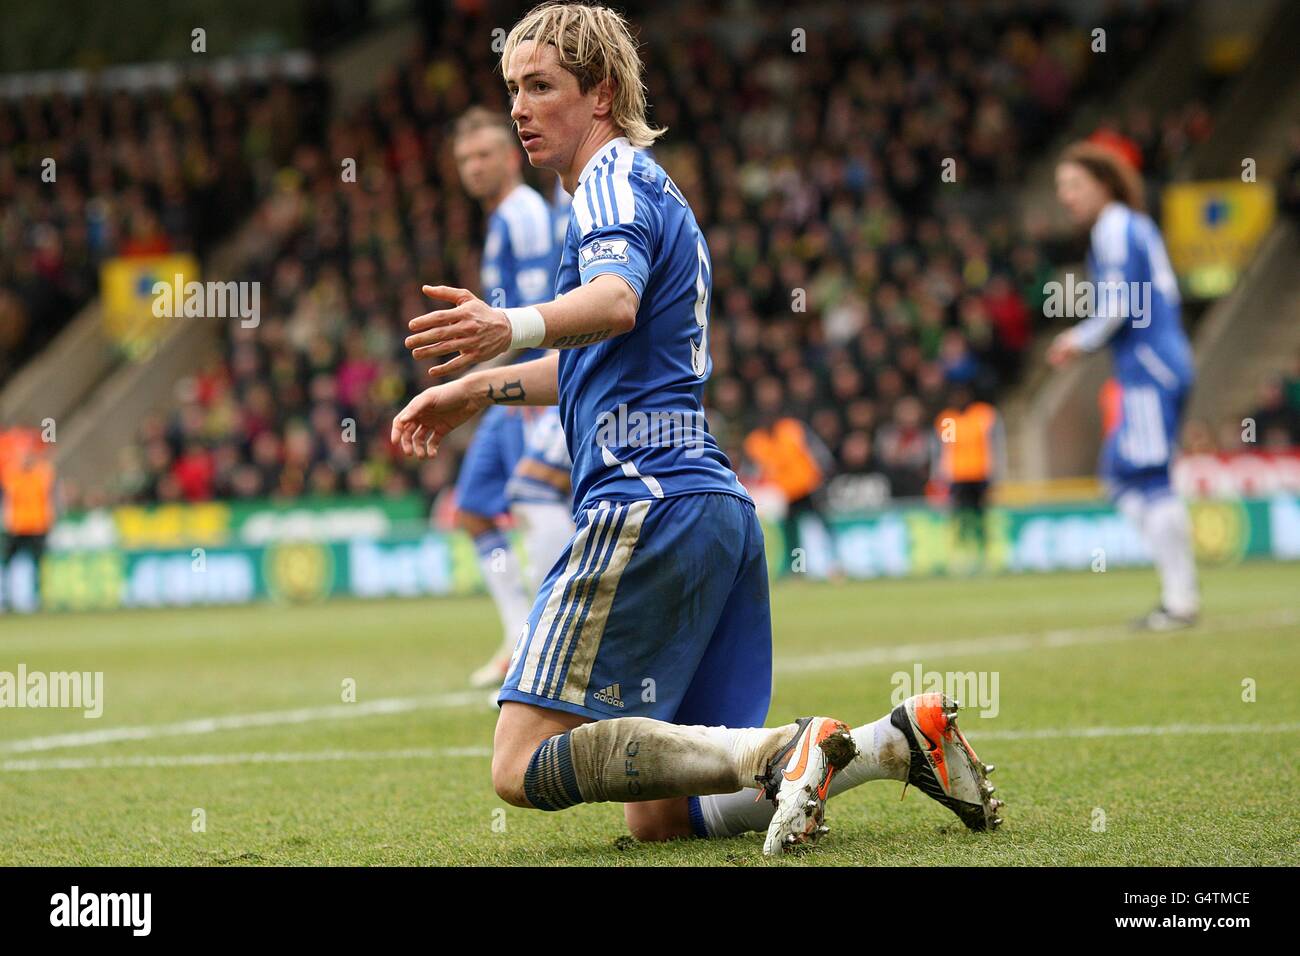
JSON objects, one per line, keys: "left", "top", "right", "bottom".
{"left": 1, "top": 562, "right": 1296, "bottom": 866}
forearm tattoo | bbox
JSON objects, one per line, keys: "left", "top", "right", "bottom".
{"left": 552, "top": 329, "right": 613, "bottom": 348}
{"left": 488, "top": 379, "right": 526, "bottom": 404}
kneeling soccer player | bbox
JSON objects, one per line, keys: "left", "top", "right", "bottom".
{"left": 392, "top": 1, "right": 1002, "bottom": 853}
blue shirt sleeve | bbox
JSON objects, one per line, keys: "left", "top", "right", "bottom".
{"left": 511, "top": 246, "right": 555, "bottom": 306}
{"left": 493, "top": 191, "right": 557, "bottom": 307}
{"left": 574, "top": 185, "right": 659, "bottom": 299}
{"left": 1070, "top": 204, "right": 1133, "bottom": 351}
{"left": 481, "top": 215, "right": 514, "bottom": 309}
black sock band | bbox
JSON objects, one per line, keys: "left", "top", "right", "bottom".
{"left": 523, "top": 732, "right": 584, "bottom": 811}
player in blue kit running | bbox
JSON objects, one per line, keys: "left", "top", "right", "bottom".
{"left": 1049, "top": 140, "right": 1200, "bottom": 630}
{"left": 392, "top": 2, "right": 1001, "bottom": 854}
{"left": 450, "top": 107, "right": 575, "bottom": 687}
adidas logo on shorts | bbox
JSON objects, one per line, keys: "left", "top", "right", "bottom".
{"left": 593, "top": 683, "right": 625, "bottom": 708}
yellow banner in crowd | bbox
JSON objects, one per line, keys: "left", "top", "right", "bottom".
{"left": 1162, "top": 180, "right": 1274, "bottom": 299}
{"left": 100, "top": 254, "right": 201, "bottom": 359}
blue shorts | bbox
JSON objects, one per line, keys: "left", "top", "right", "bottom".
{"left": 498, "top": 492, "right": 772, "bottom": 728}
{"left": 455, "top": 406, "right": 525, "bottom": 518}
{"left": 1100, "top": 381, "right": 1188, "bottom": 499}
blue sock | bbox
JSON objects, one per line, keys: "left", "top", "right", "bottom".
{"left": 523, "top": 733, "right": 584, "bottom": 811}
{"left": 473, "top": 528, "right": 509, "bottom": 559}
{"left": 687, "top": 796, "right": 709, "bottom": 838}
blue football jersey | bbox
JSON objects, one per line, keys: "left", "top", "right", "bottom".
{"left": 482, "top": 182, "right": 555, "bottom": 308}
{"left": 482, "top": 183, "right": 558, "bottom": 366}
{"left": 551, "top": 177, "right": 572, "bottom": 251}
{"left": 1074, "top": 202, "right": 1195, "bottom": 392}
{"left": 554, "top": 137, "right": 748, "bottom": 512}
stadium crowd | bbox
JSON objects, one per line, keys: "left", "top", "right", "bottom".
{"left": 0, "top": 70, "right": 326, "bottom": 382}
{"left": 26, "top": 1, "right": 1198, "bottom": 510}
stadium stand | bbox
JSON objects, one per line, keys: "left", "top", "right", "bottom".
{"left": 76, "top": 0, "right": 1179, "bottom": 510}
{"left": 0, "top": 72, "right": 328, "bottom": 384}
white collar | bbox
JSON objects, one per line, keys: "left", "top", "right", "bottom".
{"left": 1096, "top": 200, "right": 1126, "bottom": 227}
{"left": 503, "top": 181, "right": 530, "bottom": 205}
{"left": 576, "top": 136, "right": 632, "bottom": 186}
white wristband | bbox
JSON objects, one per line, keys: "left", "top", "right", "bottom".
{"left": 504, "top": 306, "right": 546, "bottom": 349}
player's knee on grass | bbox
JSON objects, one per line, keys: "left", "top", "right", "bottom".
{"left": 492, "top": 701, "right": 590, "bottom": 809}
{"left": 490, "top": 748, "right": 532, "bottom": 808}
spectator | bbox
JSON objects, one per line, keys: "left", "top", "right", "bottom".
{"left": 77, "top": 2, "right": 1180, "bottom": 508}
{"left": 875, "top": 397, "right": 931, "bottom": 498}
{"left": 1246, "top": 379, "right": 1300, "bottom": 448}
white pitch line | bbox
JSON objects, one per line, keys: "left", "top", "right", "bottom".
{"left": 774, "top": 608, "right": 1300, "bottom": 675}
{"left": 2, "top": 609, "right": 1293, "bottom": 757}
{"left": 965, "top": 721, "right": 1300, "bottom": 742}
{"left": 0, "top": 746, "right": 491, "bottom": 772}
{"left": 0, "top": 690, "right": 488, "bottom": 755}
{"left": 6, "top": 721, "right": 1300, "bottom": 772}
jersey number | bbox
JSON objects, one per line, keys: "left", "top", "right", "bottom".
{"left": 664, "top": 177, "right": 688, "bottom": 207}
{"left": 661, "top": 177, "right": 709, "bottom": 377}
{"left": 690, "top": 238, "right": 709, "bottom": 378}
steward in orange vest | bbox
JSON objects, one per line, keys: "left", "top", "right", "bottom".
{"left": 745, "top": 415, "right": 837, "bottom": 575}
{"left": 1, "top": 444, "right": 56, "bottom": 569}
{"left": 933, "top": 387, "right": 1004, "bottom": 554}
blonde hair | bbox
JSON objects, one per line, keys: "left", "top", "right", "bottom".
{"left": 452, "top": 106, "right": 513, "bottom": 145}
{"left": 501, "top": 2, "right": 666, "bottom": 148}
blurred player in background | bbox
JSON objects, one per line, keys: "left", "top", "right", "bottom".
{"left": 932, "top": 384, "right": 1005, "bottom": 562}
{"left": 503, "top": 169, "right": 580, "bottom": 598}
{"left": 450, "top": 107, "right": 574, "bottom": 687}
{"left": 394, "top": 1, "right": 1001, "bottom": 855}
{"left": 1048, "top": 140, "right": 1199, "bottom": 630}
{"left": 506, "top": 403, "right": 574, "bottom": 595}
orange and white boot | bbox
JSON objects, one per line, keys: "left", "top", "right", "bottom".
{"left": 891, "top": 693, "right": 1003, "bottom": 831}
{"left": 758, "top": 717, "right": 859, "bottom": 855}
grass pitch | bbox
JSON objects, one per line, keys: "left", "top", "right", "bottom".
{"left": 1, "top": 562, "right": 1296, "bottom": 866}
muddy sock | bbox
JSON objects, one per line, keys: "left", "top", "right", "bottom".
{"left": 522, "top": 718, "right": 797, "bottom": 809}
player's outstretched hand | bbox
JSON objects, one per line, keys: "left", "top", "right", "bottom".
{"left": 390, "top": 378, "right": 486, "bottom": 459}
{"left": 1046, "top": 332, "right": 1082, "bottom": 368}
{"left": 406, "top": 285, "right": 513, "bottom": 379}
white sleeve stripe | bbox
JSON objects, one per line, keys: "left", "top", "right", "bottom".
{"left": 596, "top": 159, "right": 616, "bottom": 226}
{"left": 1134, "top": 343, "right": 1180, "bottom": 390}
{"left": 575, "top": 181, "right": 596, "bottom": 235}
{"left": 591, "top": 166, "right": 608, "bottom": 227}
{"left": 591, "top": 169, "right": 608, "bottom": 229}
{"left": 573, "top": 150, "right": 640, "bottom": 236}
{"left": 612, "top": 148, "right": 636, "bottom": 223}
{"left": 1069, "top": 311, "right": 1127, "bottom": 352}
{"left": 1092, "top": 205, "right": 1130, "bottom": 270}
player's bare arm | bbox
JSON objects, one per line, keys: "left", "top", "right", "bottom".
{"left": 406, "top": 274, "right": 637, "bottom": 378}
{"left": 391, "top": 353, "right": 560, "bottom": 459}
{"left": 1046, "top": 331, "right": 1082, "bottom": 367}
